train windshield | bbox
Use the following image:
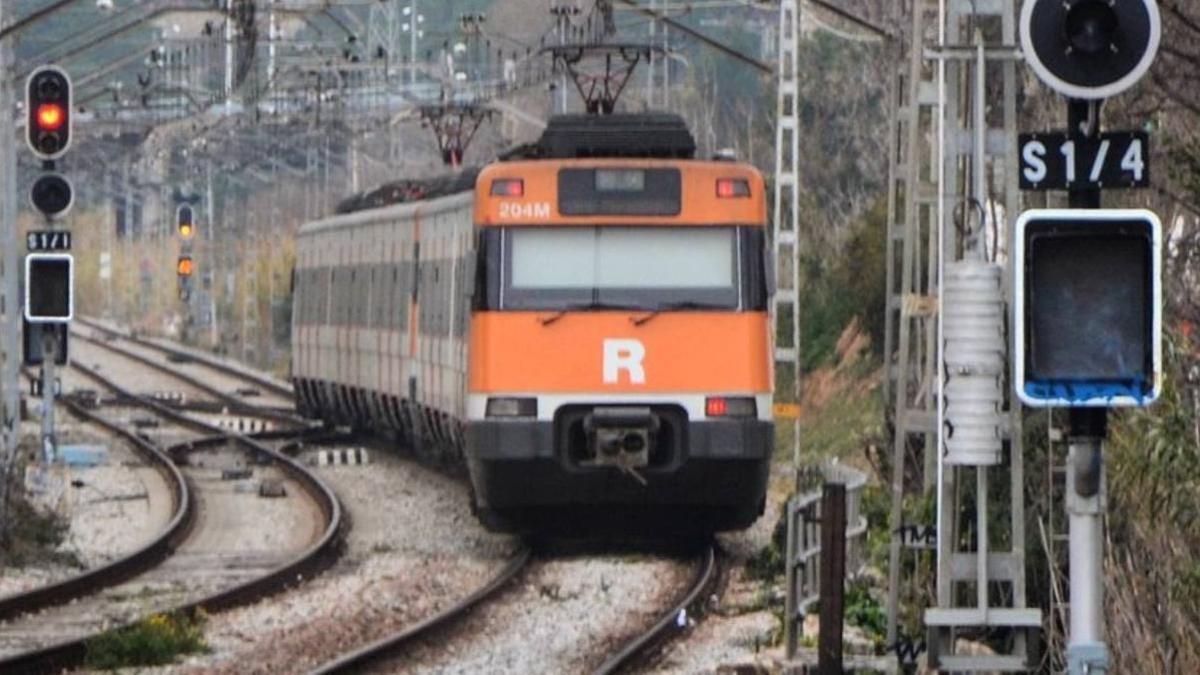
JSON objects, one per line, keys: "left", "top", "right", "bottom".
{"left": 492, "top": 226, "right": 761, "bottom": 311}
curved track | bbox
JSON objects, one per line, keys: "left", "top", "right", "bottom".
{"left": 308, "top": 542, "right": 716, "bottom": 674}
{"left": 0, "top": 389, "right": 192, "bottom": 623}
{"left": 0, "top": 354, "right": 342, "bottom": 674}
{"left": 309, "top": 548, "right": 532, "bottom": 674}
{"left": 593, "top": 543, "right": 720, "bottom": 675}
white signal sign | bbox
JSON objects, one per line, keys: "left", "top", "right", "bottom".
{"left": 1019, "top": 132, "right": 1148, "bottom": 191}
{"left": 25, "top": 253, "right": 74, "bottom": 323}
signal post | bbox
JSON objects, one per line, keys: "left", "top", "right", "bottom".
{"left": 176, "top": 203, "right": 198, "bottom": 340}
{"left": 23, "top": 65, "right": 75, "bottom": 471}
{"left": 1018, "top": 2, "right": 1162, "bottom": 673}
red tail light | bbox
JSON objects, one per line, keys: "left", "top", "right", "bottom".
{"left": 705, "top": 396, "right": 757, "bottom": 417}
{"left": 706, "top": 397, "right": 728, "bottom": 417}
{"left": 490, "top": 179, "right": 524, "bottom": 197}
{"left": 716, "top": 178, "right": 750, "bottom": 198}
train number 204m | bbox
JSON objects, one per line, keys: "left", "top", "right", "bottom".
{"left": 497, "top": 201, "right": 552, "bottom": 220}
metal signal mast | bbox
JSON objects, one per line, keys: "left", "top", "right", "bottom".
{"left": 884, "top": 0, "right": 1039, "bottom": 670}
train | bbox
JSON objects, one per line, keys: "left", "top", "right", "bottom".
{"left": 291, "top": 114, "right": 774, "bottom": 534}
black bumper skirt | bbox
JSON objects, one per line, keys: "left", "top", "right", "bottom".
{"left": 465, "top": 418, "right": 773, "bottom": 531}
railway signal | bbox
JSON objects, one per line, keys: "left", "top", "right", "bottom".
{"left": 1016, "top": 4, "right": 1163, "bottom": 673}
{"left": 1020, "top": 0, "right": 1161, "bottom": 100}
{"left": 176, "top": 204, "right": 195, "bottom": 238}
{"left": 1014, "top": 209, "right": 1162, "bottom": 408}
{"left": 177, "top": 255, "right": 195, "bottom": 278}
{"left": 29, "top": 172, "right": 73, "bottom": 219}
{"left": 24, "top": 253, "right": 73, "bottom": 323}
{"left": 25, "top": 66, "right": 72, "bottom": 160}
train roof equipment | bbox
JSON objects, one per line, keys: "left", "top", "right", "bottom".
{"left": 501, "top": 113, "right": 696, "bottom": 161}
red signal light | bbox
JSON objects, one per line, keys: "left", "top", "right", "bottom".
{"left": 36, "top": 104, "right": 65, "bottom": 131}
{"left": 26, "top": 67, "right": 72, "bottom": 160}
{"left": 177, "top": 257, "right": 195, "bottom": 277}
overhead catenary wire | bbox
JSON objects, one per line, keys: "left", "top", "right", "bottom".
{"left": 0, "top": 0, "right": 79, "bottom": 41}
{"left": 615, "top": 0, "right": 772, "bottom": 73}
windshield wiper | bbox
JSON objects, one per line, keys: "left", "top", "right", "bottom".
{"left": 630, "top": 301, "right": 729, "bottom": 326}
{"left": 539, "top": 301, "right": 637, "bottom": 326}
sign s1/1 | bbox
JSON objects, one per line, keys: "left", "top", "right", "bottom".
{"left": 26, "top": 230, "right": 71, "bottom": 252}
{"left": 1019, "top": 131, "right": 1148, "bottom": 191}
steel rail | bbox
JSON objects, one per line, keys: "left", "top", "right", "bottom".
{"left": 592, "top": 542, "right": 719, "bottom": 675}
{"left": 0, "top": 361, "right": 345, "bottom": 675}
{"left": 72, "top": 323, "right": 300, "bottom": 424}
{"left": 0, "top": 383, "right": 193, "bottom": 623}
{"left": 309, "top": 547, "right": 532, "bottom": 674}
{"left": 76, "top": 316, "right": 295, "bottom": 402}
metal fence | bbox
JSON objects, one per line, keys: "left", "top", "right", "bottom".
{"left": 784, "top": 462, "right": 870, "bottom": 658}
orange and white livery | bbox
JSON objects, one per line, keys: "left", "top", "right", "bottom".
{"left": 293, "top": 114, "right": 774, "bottom": 534}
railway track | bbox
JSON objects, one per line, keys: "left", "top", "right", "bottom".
{"left": 72, "top": 317, "right": 298, "bottom": 421}
{"left": 308, "top": 542, "right": 716, "bottom": 674}
{"left": 76, "top": 316, "right": 293, "bottom": 397}
{"left": 0, "top": 388, "right": 192, "bottom": 623}
{"left": 49, "top": 328, "right": 718, "bottom": 673}
{"left": 594, "top": 543, "right": 720, "bottom": 674}
{"left": 0, "top": 342, "right": 343, "bottom": 674}
{"left": 310, "top": 548, "right": 532, "bottom": 674}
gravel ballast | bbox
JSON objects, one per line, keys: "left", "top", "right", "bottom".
{"left": 365, "top": 552, "right": 694, "bottom": 674}
{"left": 167, "top": 447, "right": 517, "bottom": 674}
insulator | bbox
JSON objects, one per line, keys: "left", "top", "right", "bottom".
{"left": 943, "top": 261, "right": 1006, "bottom": 465}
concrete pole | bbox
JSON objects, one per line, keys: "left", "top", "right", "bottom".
{"left": 39, "top": 334, "right": 56, "bottom": 467}
{"left": 103, "top": 171, "right": 113, "bottom": 318}
{"left": 0, "top": 0, "right": 21, "bottom": 528}
{"left": 409, "top": 0, "right": 418, "bottom": 86}
{"left": 557, "top": 8, "right": 567, "bottom": 114}
{"left": 224, "top": 0, "right": 234, "bottom": 110}
{"left": 645, "top": 0, "right": 656, "bottom": 107}
{"left": 268, "top": 0, "right": 277, "bottom": 88}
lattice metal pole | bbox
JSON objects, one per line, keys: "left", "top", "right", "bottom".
{"left": 772, "top": 0, "right": 801, "bottom": 477}
{"left": 885, "top": 0, "right": 941, "bottom": 644}
{"left": 923, "top": 1, "right": 1038, "bottom": 670}
{"left": 775, "top": 1, "right": 804, "bottom": 654}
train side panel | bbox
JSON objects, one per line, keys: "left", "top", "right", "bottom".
{"left": 292, "top": 192, "right": 473, "bottom": 450}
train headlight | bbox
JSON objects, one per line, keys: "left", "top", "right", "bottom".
{"left": 705, "top": 396, "right": 756, "bottom": 418}
{"left": 485, "top": 397, "right": 537, "bottom": 418}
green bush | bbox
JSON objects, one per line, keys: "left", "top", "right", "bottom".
{"left": 798, "top": 198, "right": 888, "bottom": 371}
{"left": 85, "top": 611, "right": 207, "bottom": 669}
{"left": 844, "top": 577, "right": 887, "bottom": 641}
{"left": 745, "top": 503, "right": 791, "bottom": 581}
{"left": 0, "top": 480, "right": 78, "bottom": 569}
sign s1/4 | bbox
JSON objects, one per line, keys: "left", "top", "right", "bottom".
{"left": 1019, "top": 131, "right": 1148, "bottom": 191}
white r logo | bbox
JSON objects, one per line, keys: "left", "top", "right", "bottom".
{"left": 603, "top": 338, "right": 645, "bottom": 385}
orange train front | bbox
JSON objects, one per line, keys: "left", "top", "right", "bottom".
{"left": 292, "top": 114, "right": 774, "bottom": 534}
